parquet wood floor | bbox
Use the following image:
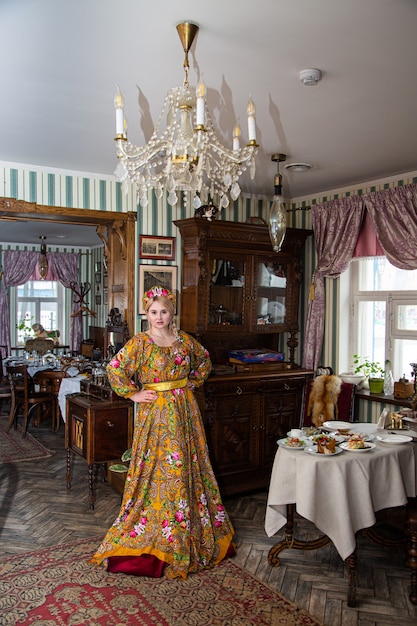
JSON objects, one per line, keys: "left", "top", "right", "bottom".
{"left": 1, "top": 419, "right": 417, "bottom": 626}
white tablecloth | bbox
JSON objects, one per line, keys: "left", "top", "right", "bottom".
{"left": 265, "top": 431, "right": 417, "bottom": 561}
{"left": 58, "top": 376, "right": 83, "bottom": 422}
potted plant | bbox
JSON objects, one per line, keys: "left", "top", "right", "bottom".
{"left": 16, "top": 315, "right": 35, "bottom": 344}
{"left": 353, "top": 354, "right": 385, "bottom": 393}
{"left": 109, "top": 448, "right": 132, "bottom": 473}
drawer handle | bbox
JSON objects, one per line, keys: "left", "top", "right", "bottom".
{"left": 236, "top": 386, "right": 242, "bottom": 395}
{"left": 106, "top": 421, "right": 115, "bottom": 428}
{"left": 284, "top": 383, "right": 290, "bottom": 390}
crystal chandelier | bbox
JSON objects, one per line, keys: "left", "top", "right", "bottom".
{"left": 268, "top": 154, "right": 287, "bottom": 252}
{"left": 38, "top": 236, "right": 49, "bottom": 280}
{"left": 113, "top": 22, "right": 258, "bottom": 210}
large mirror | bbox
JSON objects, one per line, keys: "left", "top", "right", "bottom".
{"left": 0, "top": 198, "right": 137, "bottom": 348}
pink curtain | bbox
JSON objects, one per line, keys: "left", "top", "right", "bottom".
{"left": 364, "top": 184, "right": 417, "bottom": 269}
{"left": 0, "top": 251, "right": 81, "bottom": 354}
{"left": 302, "top": 197, "right": 366, "bottom": 370}
{"left": 353, "top": 210, "right": 384, "bottom": 257}
{"left": 0, "top": 251, "right": 38, "bottom": 354}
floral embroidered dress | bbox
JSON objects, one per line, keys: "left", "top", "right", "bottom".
{"left": 90, "top": 331, "right": 235, "bottom": 579}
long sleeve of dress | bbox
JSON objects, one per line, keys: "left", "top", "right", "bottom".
{"left": 106, "top": 331, "right": 211, "bottom": 398}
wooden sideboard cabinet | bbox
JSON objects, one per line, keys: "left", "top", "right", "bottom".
{"left": 195, "top": 369, "right": 313, "bottom": 496}
{"left": 65, "top": 393, "right": 134, "bottom": 508}
{"left": 174, "top": 217, "right": 314, "bottom": 495}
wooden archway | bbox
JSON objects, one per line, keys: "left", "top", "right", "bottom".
{"left": 0, "top": 197, "right": 137, "bottom": 335}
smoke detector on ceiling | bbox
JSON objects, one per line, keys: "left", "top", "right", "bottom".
{"left": 298, "top": 68, "right": 322, "bottom": 86}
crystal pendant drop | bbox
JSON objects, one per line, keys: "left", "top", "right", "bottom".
{"left": 230, "top": 182, "right": 241, "bottom": 201}
{"left": 220, "top": 194, "right": 229, "bottom": 209}
{"left": 168, "top": 190, "right": 178, "bottom": 206}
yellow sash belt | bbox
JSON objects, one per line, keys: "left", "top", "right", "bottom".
{"left": 143, "top": 378, "right": 188, "bottom": 391}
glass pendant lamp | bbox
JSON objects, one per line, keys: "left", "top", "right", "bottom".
{"left": 38, "top": 236, "right": 49, "bottom": 280}
{"left": 268, "top": 154, "right": 287, "bottom": 252}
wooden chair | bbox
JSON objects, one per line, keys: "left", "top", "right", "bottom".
{"left": 0, "top": 346, "right": 14, "bottom": 422}
{"left": 6, "top": 363, "right": 56, "bottom": 437}
{"left": 33, "top": 370, "right": 69, "bottom": 432}
{"left": 25, "top": 338, "right": 55, "bottom": 356}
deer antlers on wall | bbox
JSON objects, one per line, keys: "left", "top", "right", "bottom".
{"left": 70, "top": 281, "right": 97, "bottom": 318}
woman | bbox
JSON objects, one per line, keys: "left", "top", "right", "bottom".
{"left": 90, "top": 286, "right": 235, "bottom": 579}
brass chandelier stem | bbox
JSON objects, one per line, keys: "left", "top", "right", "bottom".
{"left": 176, "top": 22, "right": 199, "bottom": 86}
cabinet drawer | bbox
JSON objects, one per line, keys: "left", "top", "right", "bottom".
{"left": 92, "top": 408, "right": 130, "bottom": 462}
{"left": 204, "top": 380, "right": 259, "bottom": 396}
{"left": 259, "top": 376, "right": 307, "bottom": 393}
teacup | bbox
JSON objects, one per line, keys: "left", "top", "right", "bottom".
{"left": 289, "top": 428, "right": 303, "bottom": 439}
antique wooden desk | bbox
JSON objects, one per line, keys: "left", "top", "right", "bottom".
{"left": 65, "top": 388, "right": 133, "bottom": 509}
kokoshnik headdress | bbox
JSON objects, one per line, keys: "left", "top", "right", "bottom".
{"left": 142, "top": 285, "right": 176, "bottom": 310}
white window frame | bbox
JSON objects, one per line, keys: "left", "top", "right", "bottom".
{"left": 12, "top": 281, "right": 68, "bottom": 346}
{"left": 348, "top": 259, "right": 417, "bottom": 381}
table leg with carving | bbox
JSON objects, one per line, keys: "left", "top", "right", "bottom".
{"left": 267, "top": 504, "right": 376, "bottom": 608}
{"left": 268, "top": 503, "right": 332, "bottom": 566}
{"left": 345, "top": 551, "right": 357, "bottom": 607}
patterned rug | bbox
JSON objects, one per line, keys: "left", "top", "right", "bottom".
{"left": 0, "top": 536, "right": 323, "bottom": 625}
{"left": 0, "top": 418, "right": 53, "bottom": 463}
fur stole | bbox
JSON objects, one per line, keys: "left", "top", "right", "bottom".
{"left": 307, "top": 375, "right": 342, "bottom": 427}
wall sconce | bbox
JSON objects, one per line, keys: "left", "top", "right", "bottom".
{"left": 94, "top": 261, "right": 102, "bottom": 284}
{"left": 268, "top": 154, "right": 287, "bottom": 252}
{"left": 38, "top": 236, "right": 49, "bottom": 280}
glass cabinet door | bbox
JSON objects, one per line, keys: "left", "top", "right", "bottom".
{"left": 254, "top": 260, "right": 287, "bottom": 328}
{"left": 208, "top": 256, "right": 245, "bottom": 328}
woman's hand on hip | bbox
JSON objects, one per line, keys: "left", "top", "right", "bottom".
{"left": 130, "top": 389, "right": 157, "bottom": 403}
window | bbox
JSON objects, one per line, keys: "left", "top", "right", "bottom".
{"left": 14, "top": 281, "right": 66, "bottom": 345}
{"left": 350, "top": 257, "right": 417, "bottom": 381}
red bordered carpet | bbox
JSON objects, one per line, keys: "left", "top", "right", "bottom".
{"left": 0, "top": 536, "right": 323, "bottom": 625}
{"left": 0, "top": 418, "right": 53, "bottom": 464}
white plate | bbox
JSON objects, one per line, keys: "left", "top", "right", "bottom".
{"left": 339, "top": 442, "right": 376, "bottom": 453}
{"left": 322, "top": 421, "right": 352, "bottom": 431}
{"left": 277, "top": 438, "right": 307, "bottom": 450}
{"left": 376, "top": 434, "right": 413, "bottom": 444}
{"left": 304, "top": 445, "right": 344, "bottom": 456}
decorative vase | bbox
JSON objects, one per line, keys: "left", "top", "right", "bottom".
{"left": 369, "top": 377, "right": 384, "bottom": 394}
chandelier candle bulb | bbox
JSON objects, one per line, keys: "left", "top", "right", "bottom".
{"left": 247, "top": 96, "right": 256, "bottom": 143}
{"left": 233, "top": 123, "right": 241, "bottom": 151}
{"left": 196, "top": 80, "right": 205, "bottom": 127}
{"left": 114, "top": 86, "right": 124, "bottom": 136}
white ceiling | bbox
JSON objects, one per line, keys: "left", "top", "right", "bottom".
{"left": 1, "top": 0, "right": 416, "bottom": 246}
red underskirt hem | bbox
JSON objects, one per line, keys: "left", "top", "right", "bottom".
{"left": 107, "top": 544, "right": 236, "bottom": 578}
{"left": 107, "top": 554, "right": 167, "bottom": 577}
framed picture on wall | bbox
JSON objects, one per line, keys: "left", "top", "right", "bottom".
{"left": 139, "top": 235, "right": 176, "bottom": 261}
{"left": 138, "top": 265, "right": 178, "bottom": 315}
